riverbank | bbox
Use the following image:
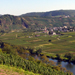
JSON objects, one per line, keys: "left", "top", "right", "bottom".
{"left": 40, "top": 53, "right": 75, "bottom": 64}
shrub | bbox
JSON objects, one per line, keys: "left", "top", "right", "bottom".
{"left": 0, "top": 48, "right": 2, "bottom": 53}
{"left": 64, "top": 53, "right": 73, "bottom": 61}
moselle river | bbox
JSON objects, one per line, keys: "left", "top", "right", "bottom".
{"left": 49, "top": 58, "right": 75, "bottom": 75}
{"left": 32, "top": 55, "right": 75, "bottom": 75}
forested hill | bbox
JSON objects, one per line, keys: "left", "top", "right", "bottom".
{"left": 21, "top": 10, "right": 75, "bottom": 17}
{"left": 0, "top": 15, "right": 30, "bottom": 30}
{"left": 0, "top": 10, "right": 75, "bottom": 30}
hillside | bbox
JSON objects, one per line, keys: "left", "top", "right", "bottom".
{"left": 0, "top": 10, "right": 75, "bottom": 30}
{"left": 0, "top": 15, "right": 30, "bottom": 30}
{"left": 0, "top": 65, "right": 40, "bottom": 75}
{"left": 0, "top": 49, "right": 72, "bottom": 75}
{"left": 21, "top": 12, "right": 45, "bottom": 17}
{"left": 21, "top": 10, "right": 75, "bottom": 17}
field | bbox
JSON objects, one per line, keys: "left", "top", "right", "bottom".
{"left": 0, "top": 31, "right": 75, "bottom": 55}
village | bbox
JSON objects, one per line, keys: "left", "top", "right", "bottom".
{"left": 7, "top": 25, "right": 75, "bottom": 38}
{"left": 34, "top": 26, "right": 75, "bottom": 37}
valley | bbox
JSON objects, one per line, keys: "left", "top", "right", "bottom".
{"left": 0, "top": 10, "right": 75, "bottom": 75}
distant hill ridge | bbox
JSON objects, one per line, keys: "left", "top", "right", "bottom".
{"left": 21, "top": 10, "right": 75, "bottom": 17}
{"left": 0, "top": 10, "right": 75, "bottom": 30}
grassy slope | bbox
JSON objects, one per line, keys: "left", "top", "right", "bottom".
{"left": 0, "top": 65, "right": 41, "bottom": 75}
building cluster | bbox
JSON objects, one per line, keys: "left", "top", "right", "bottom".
{"left": 50, "top": 26, "right": 75, "bottom": 32}
{"left": 43, "top": 26, "right": 75, "bottom": 35}
{"left": 34, "top": 26, "right": 75, "bottom": 37}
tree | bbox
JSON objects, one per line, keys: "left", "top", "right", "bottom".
{"left": 49, "top": 31, "right": 52, "bottom": 35}
{"left": 2, "top": 45, "right": 17, "bottom": 55}
{"left": 1, "top": 42, "right": 4, "bottom": 48}
{"left": 28, "top": 56, "right": 35, "bottom": 61}
{"left": 41, "top": 55, "right": 49, "bottom": 63}
{"left": 64, "top": 53, "right": 73, "bottom": 61}
{"left": 56, "top": 54, "right": 61, "bottom": 59}
{"left": 36, "top": 48, "right": 42, "bottom": 55}
{"left": 0, "top": 48, "right": 2, "bottom": 53}
{"left": 48, "top": 40, "right": 51, "bottom": 42}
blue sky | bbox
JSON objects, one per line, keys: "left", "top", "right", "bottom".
{"left": 0, "top": 0, "right": 75, "bottom": 15}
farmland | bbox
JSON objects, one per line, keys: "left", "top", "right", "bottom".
{"left": 0, "top": 30, "right": 75, "bottom": 56}
{"left": 0, "top": 30, "right": 75, "bottom": 75}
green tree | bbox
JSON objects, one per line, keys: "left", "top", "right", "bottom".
{"left": 64, "top": 53, "right": 73, "bottom": 61}
{"left": 2, "top": 45, "right": 17, "bottom": 55}
{"left": 36, "top": 48, "right": 42, "bottom": 55}
{"left": 56, "top": 54, "right": 61, "bottom": 59}
{"left": 1, "top": 42, "right": 4, "bottom": 48}
{"left": 0, "top": 48, "right": 2, "bottom": 53}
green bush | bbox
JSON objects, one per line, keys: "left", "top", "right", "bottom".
{"left": 0, "top": 53, "right": 72, "bottom": 75}
{"left": 0, "top": 48, "right": 2, "bottom": 53}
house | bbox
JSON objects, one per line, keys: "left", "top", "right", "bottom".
{"left": 52, "top": 32, "right": 56, "bottom": 35}
{"left": 64, "top": 26, "right": 67, "bottom": 29}
{"left": 43, "top": 26, "right": 49, "bottom": 34}
{"left": 35, "top": 35, "right": 40, "bottom": 37}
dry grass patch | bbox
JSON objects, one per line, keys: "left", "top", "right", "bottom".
{"left": 69, "top": 40, "right": 75, "bottom": 43}
{"left": 35, "top": 43, "right": 53, "bottom": 48}
{"left": 0, "top": 65, "right": 40, "bottom": 75}
{"left": 0, "top": 68, "right": 25, "bottom": 75}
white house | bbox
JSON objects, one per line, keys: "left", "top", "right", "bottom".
{"left": 52, "top": 32, "right": 56, "bottom": 35}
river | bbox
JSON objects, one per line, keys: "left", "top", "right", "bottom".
{"left": 49, "top": 58, "right": 75, "bottom": 75}
{"left": 32, "top": 55, "right": 75, "bottom": 75}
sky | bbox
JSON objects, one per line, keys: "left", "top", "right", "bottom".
{"left": 0, "top": 0, "right": 75, "bottom": 16}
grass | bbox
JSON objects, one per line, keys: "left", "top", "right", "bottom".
{"left": 0, "top": 31, "right": 75, "bottom": 55}
{"left": 0, "top": 65, "right": 41, "bottom": 75}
